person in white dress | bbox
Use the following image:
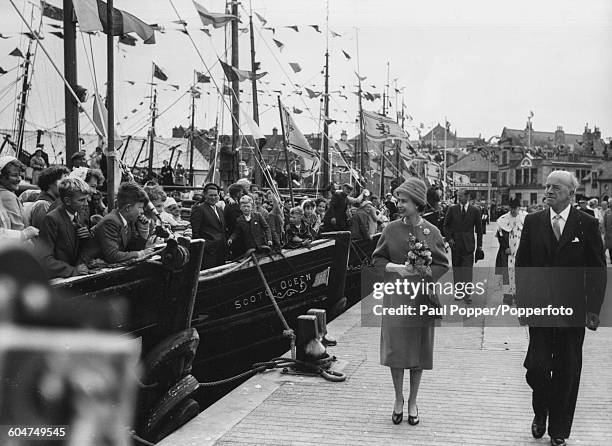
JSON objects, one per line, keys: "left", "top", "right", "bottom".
{"left": 495, "top": 198, "right": 526, "bottom": 304}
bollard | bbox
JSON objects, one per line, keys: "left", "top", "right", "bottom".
{"left": 307, "top": 308, "right": 337, "bottom": 347}
{"left": 296, "top": 315, "right": 326, "bottom": 363}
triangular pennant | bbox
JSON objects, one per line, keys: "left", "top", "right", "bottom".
{"left": 289, "top": 62, "right": 301, "bottom": 73}
{"left": 172, "top": 20, "right": 188, "bottom": 25}
{"left": 273, "top": 38, "right": 284, "bottom": 52}
{"left": 304, "top": 87, "right": 321, "bottom": 99}
{"left": 263, "top": 27, "right": 275, "bottom": 34}
{"left": 309, "top": 25, "right": 321, "bottom": 33}
{"left": 119, "top": 34, "right": 137, "bottom": 46}
{"left": 200, "top": 28, "right": 211, "bottom": 37}
{"left": 0, "top": 67, "right": 7, "bottom": 75}
{"left": 195, "top": 70, "right": 211, "bottom": 83}
{"left": 153, "top": 63, "right": 168, "bottom": 81}
{"left": 0, "top": 34, "right": 10, "bottom": 39}
{"left": 285, "top": 25, "right": 299, "bottom": 32}
{"left": 50, "top": 31, "right": 64, "bottom": 39}
{"left": 41, "top": 1, "right": 63, "bottom": 21}
{"left": 330, "top": 30, "right": 342, "bottom": 38}
{"left": 9, "top": 48, "right": 24, "bottom": 58}
{"left": 354, "top": 71, "right": 367, "bottom": 81}
{"left": 178, "top": 29, "right": 189, "bottom": 35}
{"left": 254, "top": 12, "right": 267, "bottom": 26}
{"left": 341, "top": 50, "right": 351, "bottom": 60}
{"left": 292, "top": 107, "right": 303, "bottom": 114}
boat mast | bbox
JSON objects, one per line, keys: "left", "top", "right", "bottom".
{"left": 147, "top": 64, "right": 157, "bottom": 181}
{"left": 188, "top": 86, "right": 196, "bottom": 185}
{"left": 15, "top": 38, "right": 33, "bottom": 156}
{"left": 230, "top": 0, "right": 240, "bottom": 166}
{"left": 106, "top": 0, "right": 117, "bottom": 208}
{"left": 356, "top": 28, "right": 366, "bottom": 187}
{"left": 63, "top": 0, "right": 79, "bottom": 166}
{"left": 380, "top": 61, "right": 389, "bottom": 197}
{"left": 321, "top": 0, "right": 330, "bottom": 189}
{"left": 395, "top": 81, "right": 402, "bottom": 185}
{"left": 249, "top": 1, "right": 262, "bottom": 186}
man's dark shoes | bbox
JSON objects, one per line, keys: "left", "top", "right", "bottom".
{"left": 531, "top": 414, "right": 546, "bottom": 439}
{"left": 550, "top": 439, "right": 566, "bottom": 446}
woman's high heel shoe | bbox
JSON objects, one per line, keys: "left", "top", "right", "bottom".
{"left": 391, "top": 398, "right": 404, "bottom": 425}
{"left": 407, "top": 406, "right": 419, "bottom": 426}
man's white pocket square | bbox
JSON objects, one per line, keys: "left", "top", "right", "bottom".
{"left": 571, "top": 237, "right": 580, "bottom": 243}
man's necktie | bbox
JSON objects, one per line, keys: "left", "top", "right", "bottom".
{"left": 461, "top": 206, "right": 466, "bottom": 218}
{"left": 552, "top": 214, "right": 562, "bottom": 241}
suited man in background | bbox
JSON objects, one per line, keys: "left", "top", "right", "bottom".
{"left": 443, "top": 189, "right": 483, "bottom": 303}
{"left": 190, "top": 183, "right": 227, "bottom": 269}
{"left": 515, "top": 171, "right": 606, "bottom": 446}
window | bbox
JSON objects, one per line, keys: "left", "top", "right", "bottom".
{"left": 491, "top": 171, "right": 498, "bottom": 185}
{"left": 530, "top": 193, "right": 537, "bottom": 204}
{"left": 530, "top": 168, "right": 538, "bottom": 185}
{"left": 516, "top": 170, "right": 523, "bottom": 185}
{"left": 501, "top": 172, "right": 507, "bottom": 186}
{"left": 501, "top": 151, "right": 508, "bottom": 165}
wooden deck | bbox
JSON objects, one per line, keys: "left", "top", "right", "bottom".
{"left": 160, "top": 230, "right": 612, "bottom": 446}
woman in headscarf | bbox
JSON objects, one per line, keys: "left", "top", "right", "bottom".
{"left": 372, "top": 177, "right": 449, "bottom": 426}
{"left": 495, "top": 197, "right": 526, "bottom": 305}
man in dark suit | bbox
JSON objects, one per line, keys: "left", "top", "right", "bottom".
{"left": 92, "top": 182, "right": 153, "bottom": 264}
{"left": 516, "top": 171, "right": 606, "bottom": 446}
{"left": 576, "top": 195, "right": 594, "bottom": 217}
{"left": 443, "top": 189, "right": 483, "bottom": 303}
{"left": 37, "top": 177, "right": 92, "bottom": 279}
{"left": 191, "top": 183, "right": 227, "bottom": 269}
{"left": 224, "top": 183, "right": 245, "bottom": 259}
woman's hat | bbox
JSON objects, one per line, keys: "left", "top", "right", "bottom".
{"left": 394, "top": 177, "right": 427, "bottom": 206}
{"left": 164, "top": 197, "right": 178, "bottom": 209}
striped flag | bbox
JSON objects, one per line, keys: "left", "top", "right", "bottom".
{"left": 279, "top": 100, "right": 319, "bottom": 177}
{"left": 193, "top": 0, "right": 238, "bottom": 29}
{"left": 72, "top": 0, "right": 156, "bottom": 44}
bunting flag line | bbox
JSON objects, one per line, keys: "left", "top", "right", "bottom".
{"left": 93, "top": 93, "right": 122, "bottom": 151}
{"left": 153, "top": 63, "right": 168, "bottom": 81}
{"left": 330, "top": 30, "right": 342, "bottom": 38}
{"left": 309, "top": 25, "right": 321, "bottom": 33}
{"left": 285, "top": 25, "right": 299, "bottom": 32}
{"left": 279, "top": 100, "right": 320, "bottom": 177}
{"left": 195, "top": 71, "right": 211, "bottom": 83}
{"left": 41, "top": 1, "right": 63, "bottom": 21}
{"left": 289, "top": 62, "right": 301, "bottom": 73}
{"left": 362, "top": 110, "right": 409, "bottom": 142}
{"left": 193, "top": 0, "right": 238, "bottom": 29}
{"left": 341, "top": 50, "right": 351, "bottom": 60}
{"left": 9, "top": 48, "right": 24, "bottom": 58}
{"left": 273, "top": 38, "right": 284, "bottom": 51}
{"left": 254, "top": 12, "right": 267, "bottom": 26}
{"left": 72, "top": 0, "right": 156, "bottom": 44}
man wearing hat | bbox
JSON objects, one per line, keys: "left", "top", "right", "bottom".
{"left": 443, "top": 189, "right": 483, "bottom": 304}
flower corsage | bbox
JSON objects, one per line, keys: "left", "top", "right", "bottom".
{"left": 405, "top": 233, "right": 433, "bottom": 277}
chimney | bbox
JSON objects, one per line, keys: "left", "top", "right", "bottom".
{"left": 554, "top": 126, "right": 565, "bottom": 146}
{"left": 594, "top": 126, "right": 601, "bottom": 139}
{"left": 272, "top": 127, "right": 278, "bottom": 136}
{"left": 340, "top": 129, "right": 348, "bottom": 142}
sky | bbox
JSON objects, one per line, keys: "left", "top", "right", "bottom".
{"left": 0, "top": 0, "right": 611, "bottom": 146}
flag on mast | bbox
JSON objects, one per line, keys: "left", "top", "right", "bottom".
{"left": 362, "top": 110, "right": 409, "bottom": 142}
{"left": 278, "top": 100, "right": 319, "bottom": 177}
{"left": 72, "top": 0, "right": 156, "bottom": 44}
{"left": 193, "top": 1, "right": 238, "bottom": 28}
{"left": 152, "top": 63, "right": 168, "bottom": 81}
{"left": 219, "top": 60, "right": 267, "bottom": 82}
